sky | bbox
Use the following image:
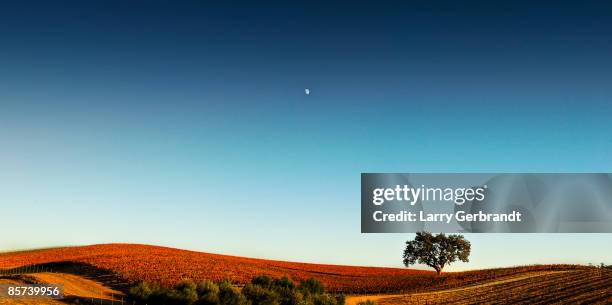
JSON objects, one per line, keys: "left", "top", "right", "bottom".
{"left": 1, "top": 1, "right": 611, "bottom": 271}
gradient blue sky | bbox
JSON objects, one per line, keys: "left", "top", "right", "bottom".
{"left": 1, "top": 1, "right": 611, "bottom": 270}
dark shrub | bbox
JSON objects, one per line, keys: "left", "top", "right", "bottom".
{"left": 128, "top": 282, "right": 153, "bottom": 302}
{"left": 251, "top": 275, "right": 274, "bottom": 288}
{"left": 175, "top": 279, "right": 197, "bottom": 291}
{"left": 218, "top": 281, "right": 248, "bottom": 305}
{"left": 273, "top": 276, "right": 295, "bottom": 290}
{"left": 148, "top": 286, "right": 173, "bottom": 305}
{"left": 242, "top": 283, "right": 280, "bottom": 305}
{"left": 312, "top": 294, "right": 338, "bottom": 305}
{"left": 299, "top": 278, "right": 324, "bottom": 295}
{"left": 167, "top": 279, "right": 199, "bottom": 305}
{"left": 196, "top": 280, "right": 220, "bottom": 305}
{"left": 276, "top": 287, "right": 303, "bottom": 305}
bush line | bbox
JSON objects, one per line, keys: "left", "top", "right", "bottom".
{"left": 128, "top": 275, "right": 356, "bottom": 305}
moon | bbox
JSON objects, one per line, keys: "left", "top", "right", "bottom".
{"left": 304, "top": 88, "right": 310, "bottom": 95}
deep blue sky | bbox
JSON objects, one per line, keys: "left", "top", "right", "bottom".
{"left": 1, "top": 1, "right": 611, "bottom": 269}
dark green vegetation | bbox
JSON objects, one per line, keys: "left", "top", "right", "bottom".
{"left": 128, "top": 275, "right": 346, "bottom": 305}
{"left": 403, "top": 232, "right": 471, "bottom": 275}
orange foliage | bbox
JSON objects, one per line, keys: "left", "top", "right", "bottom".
{"left": 0, "top": 244, "right": 584, "bottom": 293}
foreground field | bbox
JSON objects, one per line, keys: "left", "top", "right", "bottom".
{"left": 346, "top": 269, "right": 611, "bottom": 305}
{"left": 1, "top": 269, "right": 609, "bottom": 305}
{"left": 0, "top": 244, "right": 586, "bottom": 294}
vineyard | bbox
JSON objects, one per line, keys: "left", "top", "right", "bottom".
{"left": 0, "top": 244, "right": 591, "bottom": 294}
{"left": 371, "top": 269, "right": 611, "bottom": 304}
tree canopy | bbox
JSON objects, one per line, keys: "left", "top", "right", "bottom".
{"left": 403, "top": 232, "right": 471, "bottom": 275}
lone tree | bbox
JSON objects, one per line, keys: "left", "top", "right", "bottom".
{"left": 403, "top": 232, "right": 471, "bottom": 275}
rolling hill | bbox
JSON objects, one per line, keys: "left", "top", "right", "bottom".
{"left": 0, "top": 244, "right": 591, "bottom": 295}
{"left": 1, "top": 244, "right": 434, "bottom": 293}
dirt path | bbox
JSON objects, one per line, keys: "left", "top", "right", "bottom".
{"left": 0, "top": 273, "right": 124, "bottom": 304}
{"left": 27, "top": 272, "right": 123, "bottom": 301}
{"left": 344, "top": 270, "right": 570, "bottom": 305}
